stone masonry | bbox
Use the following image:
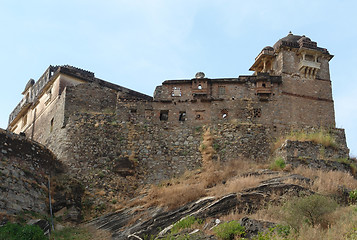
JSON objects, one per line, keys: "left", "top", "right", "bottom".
{"left": 6, "top": 33, "right": 349, "bottom": 186}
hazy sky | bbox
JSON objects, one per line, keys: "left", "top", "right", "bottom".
{"left": 1, "top": 0, "right": 356, "bottom": 155}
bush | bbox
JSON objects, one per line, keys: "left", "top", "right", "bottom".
{"left": 171, "top": 216, "right": 203, "bottom": 234}
{"left": 253, "top": 225, "right": 291, "bottom": 240}
{"left": 270, "top": 157, "right": 286, "bottom": 171}
{"left": 213, "top": 221, "right": 245, "bottom": 240}
{"left": 349, "top": 190, "right": 357, "bottom": 202}
{"left": 0, "top": 222, "right": 46, "bottom": 240}
{"left": 284, "top": 194, "right": 338, "bottom": 230}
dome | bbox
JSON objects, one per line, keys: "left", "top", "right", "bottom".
{"left": 273, "top": 32, "right": 303, "bottom": 50}
{"left": 195, "top": 72, "right": 205, "bottom": 78}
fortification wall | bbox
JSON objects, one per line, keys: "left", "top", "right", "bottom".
{"left": 0, "top": 129, "right": 63, "bottom": 216}
{"left": 45, "top": 111, "right": 274, "bottom": 186}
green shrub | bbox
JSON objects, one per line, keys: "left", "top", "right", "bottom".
{"left": 171, "top": 216, "right": 202, "bottom": 234}
{"left": 50, "top": 227, "right": 91, "bottom": 240}
{"left": 213, "top": 143, "right": 220, "bottom": 151}
{"left": 270, "top": 157, "right": 286, "bottom": 171}
{"left": 284, "top": 194, "right": 338, "bottom": 230}
{"left": 350, "top": 190, "right": 357, "bottom": 202}
{"left": 0, "top": 222, "right": 46, "bottom": 240}
{"left": 213, "top": 221, "right": 245, "bottom": 240}
{"left": 253, "top": 225, "right": 291, "bottom": 240}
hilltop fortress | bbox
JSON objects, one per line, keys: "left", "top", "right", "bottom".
{"left": 7, "top": 33, "right": 349, "bottom": 183}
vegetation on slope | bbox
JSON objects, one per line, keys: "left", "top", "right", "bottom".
{"left": 274, "top": 128, "right": 338, "bottom": 150}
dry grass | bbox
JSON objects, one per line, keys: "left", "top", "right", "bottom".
{"left": 292, "top": 205, "right": 357, "bottom": 240}
{"left": 143, "top": 159, "right": 263, "bottom": 210}
{"left": 208, "top": 175, "right": 269, "bottom": 197}
{"left": 220, "top": 210, "right": 246, "bottom": 222}
{"left": 249, "top": 201, "right": 357, "bottom": 240}
{"left": 290, "top": 166, "right": 357, "bottom": 194}
{"left": 249, "top": 203, "right": 287, "bottom": 223}
{"left": 146, "top": 183, "right": 206, "bottom": 209}
{"left": 199, "top": 127, "right": 216, "bottom": 166}
{"left": 274, "top": 129, "right": 338, "bottom": 150}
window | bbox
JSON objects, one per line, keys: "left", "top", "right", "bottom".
{"left": 252, "top": 108, "right": 262, "bottom": 118}
{"left": 218, "top": 86, "right": 225, "bottom": 96}
{"left": 179, "top": 111, "right": 186, "bottom": 121}
{"left": 172, "top": 87, "right": 182, "bottom": 97}
{"left": 195, "top": 110, "right": 204, "bottom": 120}
{"left": 45, "top": 88, "right": 52, "bottom": 105}
{"left": 50, "top": 118, "right": 54, "bottom": 133}
{"left": 22, "top": 114, "right": 27, "bottom": 127}
{"left": 160, "top": 110, "right": 169, "bottom": 121}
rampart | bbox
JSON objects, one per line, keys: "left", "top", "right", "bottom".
{"left": 0, "top": 129, "right": 63, "bottom": 216}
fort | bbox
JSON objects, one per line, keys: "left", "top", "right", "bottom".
{"left": 6, "top": 33, "right": 349, "bottom": 184}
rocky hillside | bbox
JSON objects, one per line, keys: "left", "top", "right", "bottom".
{"left": 87, "top": 156, "right": 357, "bottom": 239}
{"left": 1, "top": 126, "right": 357, "bottom": 240}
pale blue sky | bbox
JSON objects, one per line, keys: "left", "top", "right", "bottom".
{"left": 1, "top": 0, "right": 356, "bottom": 155}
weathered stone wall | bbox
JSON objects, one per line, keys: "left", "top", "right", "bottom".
{"left": 276, "top": 139, "right": 349, "bottom": 162}
{"left": 64, "top": 83, "right": 118, "bottom": 118}
{"left": 45, "top": 111, "right": 275, "bottom": 187}
{"left": 0, "top": 128, "right": 63, "bottom": 217}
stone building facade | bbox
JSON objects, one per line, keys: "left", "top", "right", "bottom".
{"left": 7, "top": 33, "right": 348, "bottom": 184}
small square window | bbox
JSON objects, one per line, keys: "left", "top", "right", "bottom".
{"left": 172, "top": 87, "right": 182, "bottom": 97}
{"left": 218, "top": 86, "right": 225, "bottom": 96}
{"left": 179, "top": 111, "right": 186, "bottom": 121}
{"left": 160, "top": 110, "right": 169, "bottom": 121}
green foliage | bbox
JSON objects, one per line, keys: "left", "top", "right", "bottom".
{"left": 213, "top": 143, "right": 220, "bottom": 151}
{"left": 283, "top": 194, "right": 338, "bottom": 230}
{"left": 171, "top": 216, "right": 203, "bottom": 234}
{"left": 335, "top": 157, "right": 350, "bottom": 164}
{"left": 160, "top": 233, "right": 192, "bottom": 240}
{"left": 195, "top": 126, "right": 202, "bottom": 133}
{"left": 253, "top": 225, "right": 291, "bottom": 240}
{"left": 349, "top": 190, "right": 357, "bottom": 202}
{"left": 350, "top": 163, "right": 357, "bottom": 175}
{"left": 95, "top": 203, "right": 107, "bottom": 212}
{"left": 143, "top": 234, "right": 156, "bottom": 240}
{"left": 270, "top": 157, "right": 286, "bottom": 171}
{"left": 213, "top": 221, "right": 245, "bottom": 240}
{"left": 50, "top": 227, "right": 92, "bottom": 240}
{"left": 346, "top": 228, "right": 357, "bottom": 240}
{"left": 0, "top": 222, "right": 46, "bottom": 240}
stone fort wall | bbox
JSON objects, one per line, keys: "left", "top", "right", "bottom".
{"left": 35, "top": 83, "right": 347, "bottom": 187}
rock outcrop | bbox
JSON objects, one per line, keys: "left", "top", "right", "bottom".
{"left": 88, "top": 171, "right": 313, "bottom": 239}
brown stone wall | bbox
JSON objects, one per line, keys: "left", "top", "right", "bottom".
{"left": 0, "top": 128, "right": 63, "bottom": 216}
{"left": 45, "top": 112, "right": 276, "bottom": 186}
{"left": 64, "top": 83, "right": 117, "bottom": 117}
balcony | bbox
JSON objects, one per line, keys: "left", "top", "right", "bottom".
{"left": 192, "top": 89, "right": 208, "bottom": 95}
{"left": 255, "top": 87, "right": 272, "bottom": 94}
{"left": 299, "top": 59, "right": 321, "bottom": 71}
